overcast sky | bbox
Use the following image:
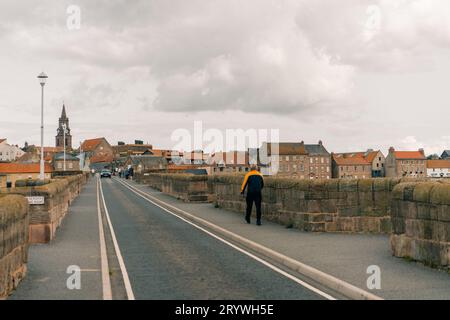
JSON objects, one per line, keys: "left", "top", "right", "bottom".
{"left": 0, "top": 0, "right": 449, "bottom": 155}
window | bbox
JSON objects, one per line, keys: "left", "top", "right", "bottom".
{"left": 286, "top": 156, "right": 289, "bottom": 161}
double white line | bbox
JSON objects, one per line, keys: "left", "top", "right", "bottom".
{"left": 96, "top": 177, "right": 135, "bottom": 300}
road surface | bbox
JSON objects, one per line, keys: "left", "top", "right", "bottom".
{"left": 98, "top": 177, "right": 330, "bottom": 300}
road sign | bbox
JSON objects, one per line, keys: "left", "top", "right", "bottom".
{"left": 26, "top": 196, "right": 45, "bottom": 205}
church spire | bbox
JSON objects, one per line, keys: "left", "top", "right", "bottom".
{"left": 56, "top": 102, "right": 72, "bottom": 149}
{"left": 61, "top": 103, "right": 67, "bottom": 119}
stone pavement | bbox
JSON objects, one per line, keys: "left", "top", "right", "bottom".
{"left": 9, "top": 178, "right": 102, "bottom": 300}
{"left": 127, "top": 180, "right": 450, "bottom": 300}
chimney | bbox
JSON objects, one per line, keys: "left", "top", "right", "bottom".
{"left": 419, "top": 148, "right": 425, "bottom": 156}
{"left": 389, "top": 147, "right": 395, "bottom": 154}
{"left": 318, "top": 140, "right": 323, "bottom": 145}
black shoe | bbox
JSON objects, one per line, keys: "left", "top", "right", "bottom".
{"left": 256, "top": 220, "right": 262, "bottom": 226}
{"left": 245, "top": 217, "right": 251, "bottom": 224}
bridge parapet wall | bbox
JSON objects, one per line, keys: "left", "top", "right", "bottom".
{"left": 144, "top": 174, "right": 211, "bottom": 202}
{"left": 390, "top": 181, "right": 450, "bottom": 267}
{"left": 0, "top": 195, "right": 28, "bottom": 298}
{"left": 211, "top": 175, "right": 398, "bottom": 233}
{"left": 1, "top": 174, "right": 88, "bottom": 243}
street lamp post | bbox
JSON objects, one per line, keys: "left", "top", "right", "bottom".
{"left": 62, "top": 123, "right": 67, "bottom": 171}
{"left": 37, "top": 72, "right": 48, "bottom": 180}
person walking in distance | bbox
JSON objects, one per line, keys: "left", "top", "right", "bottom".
{"left": 240, "top": 165, "right": 264, "bottom": 225}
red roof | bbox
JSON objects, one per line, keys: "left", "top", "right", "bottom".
{"left": 333, "top": 156, "right": 371, "bottom": 166}
{"left": 81, "top": 138, "right": 105, "bottom": 152}
{"left": 365, "top": 151, "right": 379, "bottom": 163}
{"left": 90, "top": 154, "right": 114, "bottom": 164}
{"left": 394, "top": 151, "right": 426, "bottom": 160}
{"left": 427, "top": 160, "right": 450, "bottom": 169}
{"left": 0, "top": 163, "right": 53, "bottom": 174}
{"left": 333, "top": 150, "right": 381, "bottom": 164}
{"left": 36, "top": 146, "right": 64, "bottom": 153}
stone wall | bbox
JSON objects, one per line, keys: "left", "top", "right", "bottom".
{"left": 390, "top": 181, "right": 450, "bottom": 267}
{"left": 211, "top": 175, "right": 399, "bottom": 233}
{"left": 0, "top": 195, "right": 28, "bottom": 298}
{"left": 145, "top": 173, "right": 211, "bottom": 202}
{"left": 1, "top": 174, "right": 88, "bottom": 243}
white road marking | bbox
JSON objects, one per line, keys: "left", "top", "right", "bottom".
{"left": 114, "top": 178, "right": 337, "bottom": 300}
{"left": 99, "top": 178, "right": 136, "bottom": 300}
{"left": 96, "top": 178, "right": 112, "bottom": 300}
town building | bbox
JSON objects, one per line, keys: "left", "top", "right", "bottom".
{"left": 124, "top": 155, "right": 168, "bottom": 174}
{"left": 426, "top": 160, "right": 450, "bottom": 178}
{"left": 55, "top": 104, "right": 72, "bottom": 150}
{"left": 332, "top": 149, "right": 385, "bottom": 178}
{"left": 112, "top": 140, "right": 153, "bottom": 158}
{"left": 441, "top": 150, "right": 450, "bottom": 160}
{"left": 0, "top": 163, "right": 53, "bottom": 189}
{"left": 16, "top": 146, "right": 63, "bottom": 163}
{"left": 385, "top": 147, "right": 427, "bottom": 178}
{"left": 181, "top": 150, "right": 208, "bottom": 165}
{"left": 332, "top": 154, "right": 372, "bottom": 179}
{"left": 259, "top": 141, "right": 331, "bottom": 179}
{"left": 143, "top": 149, "right": 183, "bottom": 165}
{"left": 304, "top": 141, "right": 332, "bottom": 179}
{"left": 80, "top": 137, "right": 114, "bottom": 171}
{"left": 0, "top": 139, "right": 25, "bottom": 162}
{"left": 209, "top": 151, "right": 250, "bottom": 174}
{"left": 53, "top": 152, "right": 80, "bottom": 172}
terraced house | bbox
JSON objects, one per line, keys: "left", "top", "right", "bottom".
{"left": 385, "top": 147, "right": 427, "bottom": 178}
{"left": 332, "top": 154, "right": 372, "bottom": 179}
{"left": 259, "top": 141, "right": 331, "bottom": 179}
{"left": 332, "top": 149, "right": 386, "bottom": 178}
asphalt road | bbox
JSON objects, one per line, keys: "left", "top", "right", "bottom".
{"left": 100, "top": 177, "right": 326, "bottom": 300}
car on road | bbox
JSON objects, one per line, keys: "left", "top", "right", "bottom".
{"left": 100, "top": 169, "right": 112, "bottom": 178}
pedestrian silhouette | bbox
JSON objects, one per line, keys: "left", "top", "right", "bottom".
{"left": 240, "top": 165, "right": 264, "bottom": 225}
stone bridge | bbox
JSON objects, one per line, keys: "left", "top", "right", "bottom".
{"left": 1, "top": 172, "right": 448, "bottom": 300}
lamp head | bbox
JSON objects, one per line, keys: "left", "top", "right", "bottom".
{"left": 37, "top": 72, "right": 48, "bottom": 86}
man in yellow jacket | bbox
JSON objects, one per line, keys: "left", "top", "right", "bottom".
{"left": 240, "top": 165, "right": 264, "bottom": 225}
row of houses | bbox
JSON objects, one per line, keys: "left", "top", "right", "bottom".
{"left": 1, "top": 133, "right": 449, "bottom": 189}
{"left": 76, "top": 137, "right": 450, "bottom": 179}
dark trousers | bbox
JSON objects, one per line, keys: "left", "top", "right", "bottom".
{"left": 246, "top": 192, "right": 262, "bottom": 222}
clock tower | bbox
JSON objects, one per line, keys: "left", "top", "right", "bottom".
{"left": 55, "top": 103, "right": 72, "bottom": 150}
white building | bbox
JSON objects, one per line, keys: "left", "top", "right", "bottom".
{"left": 0, "top": 139, "right": 25, "bottom": 162}
{"left": 427, "top": 160, "right": 450, "bottom": 178}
